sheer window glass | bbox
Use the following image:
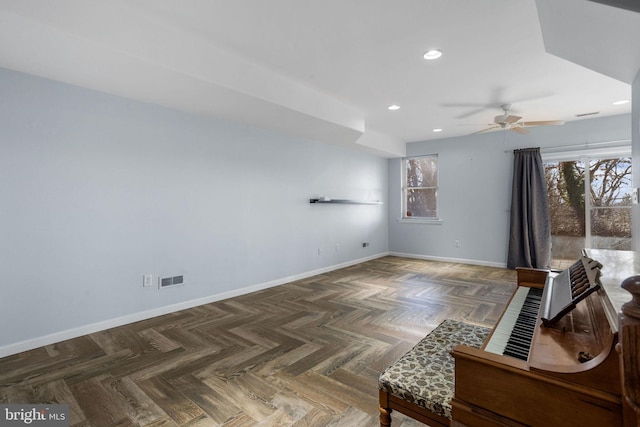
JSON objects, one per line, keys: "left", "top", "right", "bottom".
{"left": 403, "top": 155, "right": 438, "bottom": 219}
{"left": 544, "top": 156, "right": 632, "bottom": 265}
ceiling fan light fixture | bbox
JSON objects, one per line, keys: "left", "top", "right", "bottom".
{"left": 423, "top": 49, "right": 442, "bottom": 60}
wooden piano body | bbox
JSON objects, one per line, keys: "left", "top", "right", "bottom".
{"left": 451, "top": 250, "right": 640, "bottom": 427}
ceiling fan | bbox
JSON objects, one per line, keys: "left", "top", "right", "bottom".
{"left": 472, "top": 104, "right": 565, "bottom": 134}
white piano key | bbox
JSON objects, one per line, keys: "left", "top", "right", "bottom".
{"left": 485, "top": 286, "right": 530, "bottom": 355}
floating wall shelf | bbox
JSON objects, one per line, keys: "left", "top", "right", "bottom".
{"left": 309, "top": 198, "right": 383, "bottom": 205}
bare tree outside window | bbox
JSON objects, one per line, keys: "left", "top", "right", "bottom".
{"left": 404, "top": 155, "right": 438, "bottom": 218}
{"left": 590, "top": 158, "right": 633, "bottom": 240}
{"left": 545, "top": 157, "right": 632, "bottom": 263}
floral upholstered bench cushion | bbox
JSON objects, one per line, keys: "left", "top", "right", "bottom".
{"left": 378, "top": 319, "right": 491, "bottom": 420}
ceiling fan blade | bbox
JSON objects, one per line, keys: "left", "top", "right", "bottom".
{"left": 510, "top": 126, "right": 529, "bottom": 134}
{"left": 521, "top": 120, "right": 565, "bottom": 127}
{"left": 502, "top": 115, "right": 522, "bottom": 124}
{"left": 471, "top": 126, "right": 500, "bottom": 135}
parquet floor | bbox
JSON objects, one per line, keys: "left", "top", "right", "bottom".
{"left": 0, "top": 256, "right": 517, "bottom": 426}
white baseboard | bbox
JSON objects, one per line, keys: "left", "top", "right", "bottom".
{"left": 0, "top": 252, "right": 389, "bottom": 359}
{"left": 388, "top": 251, "right": 507, "bottom": 269}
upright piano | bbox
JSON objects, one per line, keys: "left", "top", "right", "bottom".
{"left": 451, "top": 249, "right": 640, "bottom": 427}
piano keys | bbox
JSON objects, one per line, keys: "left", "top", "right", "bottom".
{"left": 484, "top": 286, "right": 542, "bottom": 360}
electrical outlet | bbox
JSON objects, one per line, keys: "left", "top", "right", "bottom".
{"left": 143, "top": 274, "right": 153, "bottom": 287}
{"left": 318, "top": 248, "right": 323, "bottom": 255}
{"left": 455, "top": 240, "right": 460, "bottom": 248}
{"left": 335, "top": 243, "right": 340, "bottom": 252}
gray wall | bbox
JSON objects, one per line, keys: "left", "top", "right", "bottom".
{"left": 389, "top": 114, "right": 632, "bottom": 266}
{"left": 0, "top": 68, "right": 388, "bottom": 354}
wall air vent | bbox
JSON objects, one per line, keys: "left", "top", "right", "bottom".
{"left": 159, "top": 275, "right": 184, "bottom": 289}
{"left": 575, "top": 111, "right": 600, "bottom": 117}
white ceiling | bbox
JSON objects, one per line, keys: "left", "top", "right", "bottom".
{"left": 0, "top": 0, "right": 638, "bottom": 157}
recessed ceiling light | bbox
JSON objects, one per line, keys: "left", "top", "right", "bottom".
{"left": 433, "top": 128, "right": 443, "bottom": 133}
{"left": 612, "top": 99, "right": 630, "bottom": 105}
{"left": 388, "top": 104, "right": 400, "bottom": 111}
{"left": 423, "top": 49, "right": 442, "bottom": 60}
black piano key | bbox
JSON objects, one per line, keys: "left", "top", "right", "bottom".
{"left": 503, "top": 339, "right": 527, "bottom": 351}
{"left": 508, "top": 328, "right": 534, "bottom": 340}
{"left": 504, "top": 347, "right": 529, "bottom": 360}
{"left": 511, "top": 327, "right": 534, "bottom": 338}
{"left": 505, "top": 340, "right": 530, "bottom": 352}
{"left": 505, "top": 338, "right": 531, "bottom": 351}
{"left": 506, "top": 338, "right": 531, "bottom": 350}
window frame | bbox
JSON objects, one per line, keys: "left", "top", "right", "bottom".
{"left": 400, "top": 154, "right": 442, "bottom": 223}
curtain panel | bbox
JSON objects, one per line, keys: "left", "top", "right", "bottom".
{"left": 507, "top": 147, "right": 551, "bottom": 269}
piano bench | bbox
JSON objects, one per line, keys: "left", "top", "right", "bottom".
{"left": 378, "top": 319, "right": 490, "bottom": 427}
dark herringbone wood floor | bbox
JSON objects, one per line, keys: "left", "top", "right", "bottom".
{"left": 0, "top": 256, "right": 517, "bottom": 426}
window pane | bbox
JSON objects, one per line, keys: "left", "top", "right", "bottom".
{"left": 406, "top": 157, "right": 437, "bottom": 188}
{"left": 589, "top": 157, "right": 632, "bottom": 250}
{"left": 406, "top": 188, "right": 437, "bottom": 218}
{"left": 545, "top": 156, "right": 633, "bottom": 267}
{"left": 590, "top": 207, "right": 632, "bottom": 249}
{"left": 546, "top": 160, "right": 586, "bottom": 236}
{"left": 545, "top": 160, "right": 586, "bottom": 263}
{"left": 589, "top": 157, "right": 633, "bottom": 208}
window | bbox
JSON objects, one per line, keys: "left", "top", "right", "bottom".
{"left": 544, "top": 156, "right": 632, "bottom": 265}
{"left": 403, "top": 155, "right": 438, "bottom": 219}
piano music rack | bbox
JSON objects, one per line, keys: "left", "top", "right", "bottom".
{"left": 540, "top": 255, "right": 603, "bottom": 327}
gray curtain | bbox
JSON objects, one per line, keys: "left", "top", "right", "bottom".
{"left": 507, "top": 147, "right": 551, "bottom": 269}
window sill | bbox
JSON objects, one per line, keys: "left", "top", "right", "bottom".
{"left": 397, "top": 218, "right": 444, "bottom": 225}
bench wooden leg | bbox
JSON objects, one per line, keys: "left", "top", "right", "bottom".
{"left": 379, "top": 389, "right": 392, "bottom": 426}
{"left": 379, "top": 405, "right": 392, "bottom": 427}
